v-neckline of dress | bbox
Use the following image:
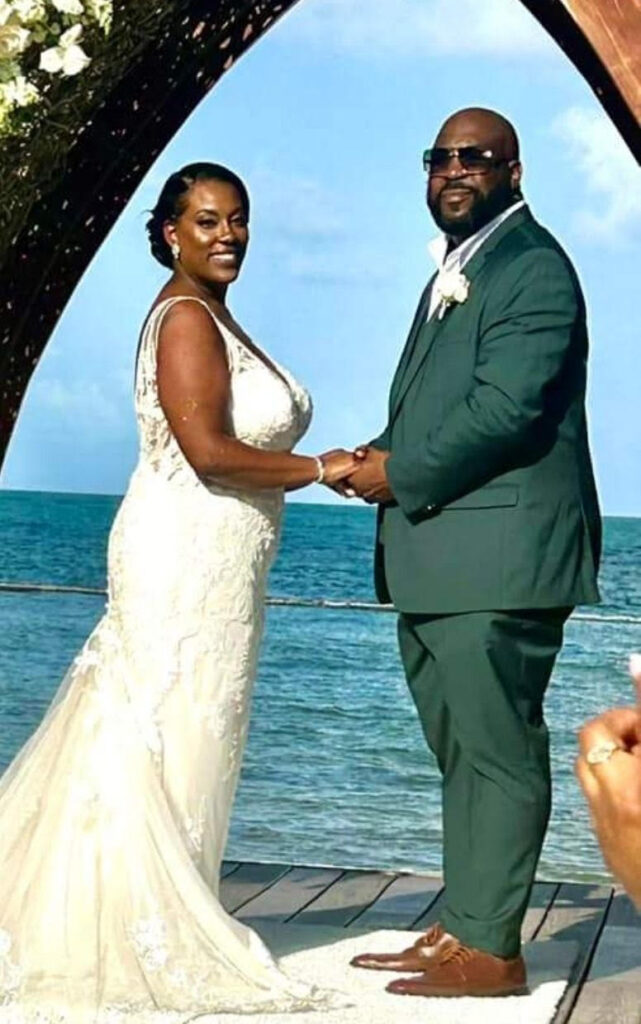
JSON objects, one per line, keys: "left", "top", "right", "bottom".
{"left": 156, "top": 295, "right": 293, "bottom": 393}
{"left": 213, "top": 311, "right": 293, "bottom": 393}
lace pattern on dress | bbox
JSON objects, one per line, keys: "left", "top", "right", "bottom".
{"left": 0, "top": 929, "right": 21, "bottom": 999}
{"left": 0, "top": 295, "right": 343, "bottom": 1021}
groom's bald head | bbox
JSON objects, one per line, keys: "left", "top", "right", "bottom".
{"left": 427, "top": 108, "right": 523, "bottom": 241}
{"left": 435, "top": 108, "right": 520, "bottom": 160}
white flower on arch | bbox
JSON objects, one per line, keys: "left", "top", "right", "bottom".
{"left": 39, "top": 22, "right": 90, "bottom": 75}
{"left": 0, "top": 21, "right": 31, "bottom": 58}
{"left": 86, "top": 0, "right": 111, "bottom": 32}
{"left": 0, "top": 0, "right": 111, "bottom": 129}
{"left": 10, "top": 0, "right": 45, "bottom": 22}
{"left": 1, "top": 72, "right": 38, "bottom": 105}
{"left": 51, "top": 0, "right": 84, "bottom": 15}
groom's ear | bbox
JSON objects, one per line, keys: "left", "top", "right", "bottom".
{"left": 509, "top": 161, "right": 523, "bottom": 197}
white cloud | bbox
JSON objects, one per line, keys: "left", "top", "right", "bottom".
{"left": 251, "top": 167, "right": 344, "bottom": 240}
{"left": 552, "top": 106, "right": 641, "bottom": 247}
{"left": 33, "top": 377, "right": 126, "bottom": 429}
{"left": 282, "top": 0, "right": 552, "bottom": 58}
{"left": 250, "top": 167, "right": 390, "bottom": 283}
{"left": 286, "top": 246, "right": 387, "bottom": 284}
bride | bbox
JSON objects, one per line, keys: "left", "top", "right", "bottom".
{"left": 0, "top": 162, "right": 357, "bottom": 1021}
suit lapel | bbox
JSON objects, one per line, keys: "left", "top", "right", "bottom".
{"left": 389, "top": 205, "right": 533, "bottom": 425}
{"left": 390, "top": 312, "right": 443, "bottom": 424}
{"left": 454, "top": 204, "right": 532, "bottom": 287}
{"left": 388, "top": 275, "right": 435, "bottom": 417}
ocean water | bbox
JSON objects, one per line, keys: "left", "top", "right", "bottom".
{"left": 0, "top": 489, "right": 640, "bottom": 883}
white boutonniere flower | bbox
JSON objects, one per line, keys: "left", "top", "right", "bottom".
{"left": 433, "top": 268, "right": 470, "bottom": 320}
{"left": 39, "top": 22, "right": 90, "bottom": 75}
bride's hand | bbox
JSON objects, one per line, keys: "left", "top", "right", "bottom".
{"left": 319, "top": 449, "right": 360, "bottom": 489}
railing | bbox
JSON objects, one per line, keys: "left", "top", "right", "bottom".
{"left": 1, "top": 580, "right": 640, "bottom": 624}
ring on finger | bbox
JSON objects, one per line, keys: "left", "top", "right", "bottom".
{"left": 585, "top": 740, "right": 625, "bottom": 766}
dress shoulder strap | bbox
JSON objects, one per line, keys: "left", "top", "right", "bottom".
{"left": 140, "top": 295, "right": 244, "bottom": 384}
{"left": 148, "top": 295, "right": 213, "bottom": 350}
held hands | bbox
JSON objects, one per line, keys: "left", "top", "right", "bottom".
{"left": 576, "top": 656, "right": 641, "bottom": 907}
{"left": 318, "top": 449, "right": 363, "bottom": 489}
{"left": 346, "top": 446, "right": 394, "bottom": 504}
{"left": 318, "top": 445, "right": 394, "bottom": 504}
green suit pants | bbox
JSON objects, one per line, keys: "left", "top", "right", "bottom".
{"left": 398, "top": 607, "right": 570, "bottom": 958}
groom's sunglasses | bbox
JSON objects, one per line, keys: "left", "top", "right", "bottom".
{"left": 423, "top": 146, "right": 511, "bottom": 176}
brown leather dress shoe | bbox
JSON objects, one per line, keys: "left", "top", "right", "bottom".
{"left": 386, "top": 941, "right": 528, "bottom": 997}
{"left": 350, "top": 922, "right": 457, "bottom": 972}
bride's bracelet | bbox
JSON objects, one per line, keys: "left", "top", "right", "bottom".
{"left": 312, "top": 456, "right": 325, "bottom": 484}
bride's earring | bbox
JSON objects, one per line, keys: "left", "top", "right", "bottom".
{"left": 171, "top": 242, "right": 181, "bottom": 261}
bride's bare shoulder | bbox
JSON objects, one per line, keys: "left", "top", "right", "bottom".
{"left": 154, "top": 295, "right": 221, "bottom": 342}
{"left": 155, "top": 298, "right": 228, "bottom": 392}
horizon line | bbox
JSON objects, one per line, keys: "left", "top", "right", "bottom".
{"left": 0, "top": 485, "right": 638, "bottom": 520}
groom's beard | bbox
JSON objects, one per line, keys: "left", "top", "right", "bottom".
{"left": 429, "top": 179, "right": 516, "bottom": 240}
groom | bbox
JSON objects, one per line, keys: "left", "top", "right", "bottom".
{"left": 341, "top": 108, "right": 601, "bottom": 998}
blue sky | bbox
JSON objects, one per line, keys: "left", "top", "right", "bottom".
{"left": 2, "top": 0, "right": 640, "bottom": 514}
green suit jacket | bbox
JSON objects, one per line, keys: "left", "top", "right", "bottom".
{"left": 373, "top": 205, "right": 601, "bottom": 613}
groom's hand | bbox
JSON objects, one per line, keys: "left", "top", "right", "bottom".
{"left": 319, "top": 449, "right": 358, "bottom": 497}
{"left": 347, "top": 446, "right": 394, "bottom": 504}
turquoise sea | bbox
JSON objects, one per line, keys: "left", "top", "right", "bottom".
{"left": 0, "top": 489, "right": 640, "bottom": 882}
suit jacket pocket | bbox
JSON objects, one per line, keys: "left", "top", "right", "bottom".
{"left": 441, "top": 484, "right": 519, "bottom": 510}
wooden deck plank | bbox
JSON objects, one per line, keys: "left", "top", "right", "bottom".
{"left": 220, "top": 862, "right": 291, "bottom": 914}
{"left": 569, "top": 926, "right": 641, "bottom": 1024}
{"left": 353, "top": 872, "right": 442, "bottom": 930}
{"left": 535, "top": 883, "right": 613, "bottom": 1024}
{"left": 522, "top": 882, "right": 560, "bottom": 942}
{"left": 567, "top": 889, "right": 641, "bottom": 1024}
{"left": 294, "top": 870, "right": 396, "bottom": 928}
{"left": 606, "top": 889, "right": 641, "bottom": 929}
{"left": 220, "top": 861, "right": 239, "bottom": 879}
{"left": 537, "top": 882, "right": 612, "bottom": 944}
{"left": 412, "top": 887, "right": 445, "bottom": 930}
{"left": 219, "top": 863, "right": 641, "bottom": 1023}
{"left": 235, "top": 866, "right": 344, "bottom": 922}
{"left": 411, "top": 880, "right": 557, "bottom": 939}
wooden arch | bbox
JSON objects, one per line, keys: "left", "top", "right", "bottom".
{"left": 0, "top": 0, "right": 639, "bottom": 469}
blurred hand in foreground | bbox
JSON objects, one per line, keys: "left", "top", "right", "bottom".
{"left": 576, "top": 655, "right": 641, "bottom": 906}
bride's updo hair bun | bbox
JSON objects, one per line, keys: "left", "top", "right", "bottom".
{"left": 146, "top": 163, "right": 251, "bottom": 269}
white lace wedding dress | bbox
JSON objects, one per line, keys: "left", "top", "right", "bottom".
{"left": 0, "top": 297, "right": 341, "bottom": 1022}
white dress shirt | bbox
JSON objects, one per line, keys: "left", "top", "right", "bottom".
{"left": 426, "top": 199, "right": 526, "bottom": 320}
